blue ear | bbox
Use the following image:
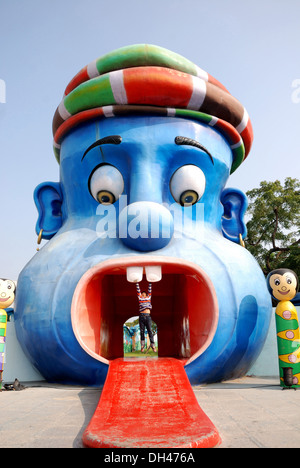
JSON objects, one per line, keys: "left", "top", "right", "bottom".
{"left": 34, "top": 182, "right": 63, "bottom": 240}
{"left": 221, "top": 188, "right": 248, "bottom": 244}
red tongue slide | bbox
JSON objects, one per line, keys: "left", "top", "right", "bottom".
{"left": 83, "top": 358, "right": 221, "bottom": 448}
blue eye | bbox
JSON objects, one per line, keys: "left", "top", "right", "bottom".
{"left": 89, "top": 164, "right": 124, "bottom": 204}
{"left": 170, "top": 165, "right": 206, "bottom": 206}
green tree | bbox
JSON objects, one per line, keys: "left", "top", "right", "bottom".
{"left": 245, "top": 177, "right": 300, "bottom": 277}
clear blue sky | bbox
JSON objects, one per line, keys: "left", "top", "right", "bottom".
{"left": 0, "top": 0, "right": 299, "bottom": 280}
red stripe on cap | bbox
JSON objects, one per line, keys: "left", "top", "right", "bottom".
{"left": 214, "top": 119, "right": 242, "bottom": 147}
{"left": 64, "top": 67, "right": 90, "bottom": 96}
{"left": 54, "top": 108, "right": 105, "bottom": 144}
{"left": 240, "top": 120, "right": 253, "bottom": 158}
{"left": 123, "top": 67, "right": 194, "bottom": 108}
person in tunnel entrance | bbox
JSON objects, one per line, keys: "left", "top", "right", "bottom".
{"left": 136, "top": 283, "right": 156, "bottom": 353}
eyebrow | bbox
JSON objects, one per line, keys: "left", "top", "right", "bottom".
{"left": 175, "top": 136, "right": 214, "bottom": 165}
{"left": 81, "top": 135, "right": 122, "bottom": 161}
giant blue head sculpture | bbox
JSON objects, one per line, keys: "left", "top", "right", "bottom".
{"left": 15, "top": 45, "right": 271, "bottom": 385}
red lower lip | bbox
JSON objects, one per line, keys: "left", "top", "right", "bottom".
{"left": 278, "top": 290, "right": 290, "bottom": 295}
{"left": 0, "top": 297, "right": 9, "bottom": 302}
{"left": 71, "top": 256, "right": 219, "bottom": 366}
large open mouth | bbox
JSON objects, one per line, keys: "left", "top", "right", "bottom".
{"left": 71, "top": 256, "right": 218, "bottom": 366}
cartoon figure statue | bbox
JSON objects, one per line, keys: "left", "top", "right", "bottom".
{"left": 267, "top": 269, "right": 300, "bottom": 388}
{"left": 15, "top": 44, "right": 272, "bottom": 386}
{"left": 0, "top": 279, "right": 16, "bottom": 390}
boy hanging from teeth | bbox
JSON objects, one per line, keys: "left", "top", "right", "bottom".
{"left": 136, "top": 282, "right": 156, "bottom": 353}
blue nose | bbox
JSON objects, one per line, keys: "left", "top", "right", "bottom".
{"left": 119, "top": 201, "right": 174, "bottom": 252}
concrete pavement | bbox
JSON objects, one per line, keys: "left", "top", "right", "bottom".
{"left": 0, "top": 376, "right": 300, "bottom": 448}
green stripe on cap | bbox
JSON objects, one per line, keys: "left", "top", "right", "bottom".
{"left": 175, "top": 108, "right": 213, "bottom": 124}
{"left": 94, "top": 44, "right": 200, "bottom": 78}
{"left": 64, "top": 74, "right": 115, "bottom": 115}
{"left": 230, "top": 144, "right": 244, "bottom": 173}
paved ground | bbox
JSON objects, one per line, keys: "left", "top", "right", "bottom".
{"left": 1, "top": 375, "right": 300, "bottom": 449}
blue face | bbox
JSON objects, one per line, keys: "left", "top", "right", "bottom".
{"left": 60, "top": 116, "right": 231, "bottom": 239}
{"left": 15, "top": 116, "right": 272, "bottom": 386}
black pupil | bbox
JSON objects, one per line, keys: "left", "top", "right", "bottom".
{"left": 101, "top": 195, "right": 110, "bottom": 203}
{"left": 184, "top": 195, "right": 194, "bottom": 203}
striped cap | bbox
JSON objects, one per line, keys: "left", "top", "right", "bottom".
{"left": 53, "top": 44, "right": 253, "bottom": 173}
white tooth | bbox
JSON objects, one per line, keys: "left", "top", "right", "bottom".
{"left": 145, "top": 265, "right": 162, "bottom": 282}
{"left": 126, "top": 266, "right": 143, "bottom": 283}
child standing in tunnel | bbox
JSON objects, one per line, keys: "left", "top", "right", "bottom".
{"left": 136, "top": 283, "right": 156, "bottom": 353}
